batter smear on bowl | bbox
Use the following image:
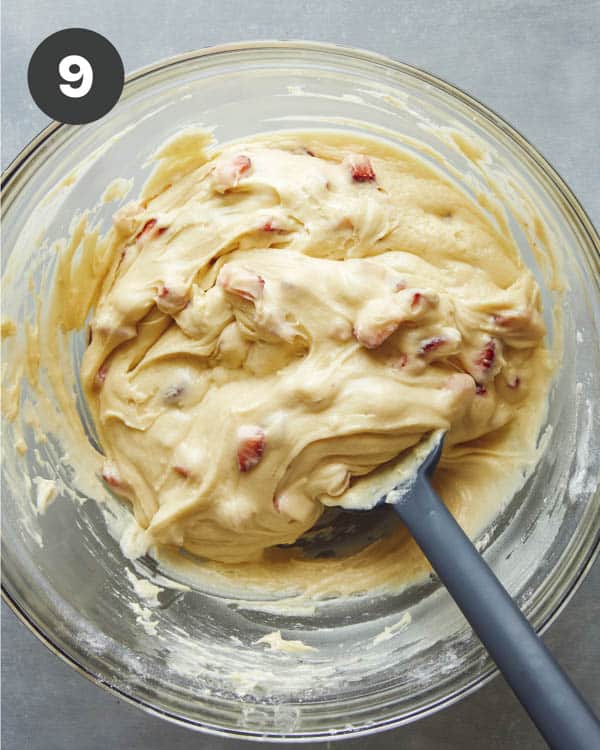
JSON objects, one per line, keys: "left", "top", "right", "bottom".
{"left": 78, "top": 131, "right": 552, "bottom": 575}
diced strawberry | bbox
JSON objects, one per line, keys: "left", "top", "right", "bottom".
{"left": 237, "top": 425, "right": 266, "bottom": 472}
{"left": 101, "top": 460, "right": 122, "bottom": 487}
{"left": 492, "top": 309, "right": 545, "bottom": 342}
{"left": 262, "top": 220, "right": 283, "bottom": 233}
{"left": 233, "top": 154, "right": 251, "bottom": 175}
{"left": 135, "top": 219, "right": 167, "bottom": 240}
{"left": 353, "top": 289, "right": 437, "bottom": 350}
{"left": 155, "top": 285, "right": 190, "bottom": 314}
{"left": 136, "top": 218, "right": 157, "bottom": 239}
{"left": 262, "top": 217, "right": 291, "bottom": 234}
{"left": 353, "top": 321, "right": 400, "bottom": 349}
{"left": 475, "top": 339, "right": 497, "bottom": 370}
{"left": 94, "top": 364, "right": 108, "bottom": 389}
{"left": 419, "top": 336, "right": 446, "bottom": 355}
{"left": 136, "top": 218, "right": 169, "bottom": 241}
{"left": 493, "top": 312, "right": 527, "bottom": 328}
{"left": 218, "top": 266, "right": 265, "bottom": 302}
{"left": 213, "top": 155, "right": 253, "bottom": 193}
{"left": 392, "top": 353, "right": 409, "bottom": 369}
{"left": 475, "top": 383, "right": 487, "bottom": 395}
{"left": 173, "top": 465, "right": 190, "bottom": 478}
{"left": 409, "top": 290, "right": 438, "bottom": 313}
{"left": 349, "top": 155, "right": 376, "bottom": 182}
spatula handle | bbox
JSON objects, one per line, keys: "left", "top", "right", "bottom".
{"left": 393, "top": 480, "right": 600, "bottom": 750}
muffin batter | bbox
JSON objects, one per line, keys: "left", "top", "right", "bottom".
{"left": 81, "top": 132, "right": 551, "bottom": 568}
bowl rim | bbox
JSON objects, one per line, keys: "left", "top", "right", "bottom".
{"left": 2, "top": 39, "right": 600, "bottom": 742}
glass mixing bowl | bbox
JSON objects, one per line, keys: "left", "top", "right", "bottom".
{"left": 2, "top": 42, "right": 599, "bottom": 742}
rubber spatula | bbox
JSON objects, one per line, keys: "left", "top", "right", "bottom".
{"left": 344, "top": 431, "right": 600, "bottom": 749}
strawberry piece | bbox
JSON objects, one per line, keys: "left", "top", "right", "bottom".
{"left": 475, "top": 383, "right": 487, "bottom": 395}
{"left": 213, "top": 155, "right": 253, "bottom": 192}
{"left": 237, "top": 425, "right": 266, "bottom": 472}
{"left": 155, "top": 285, "right": 190, "bottom": 313}
{"left": 233, "top": 154, "right": 251, "bottom": 175}
{"left": 136, "top": 219, "right": 167, "bottom": 240}
{"left": 493, "top": 312, "right": 527, "bottom": 328}
{"left": 101, "top": 460, "right": 122, "bottom": 488}
{"left": 136, "top": 218, "right": 157, "bottom": 239}
{"left": 94, "top": 364, "right": 108, "bottom": 389}
{"left": 419, "top": 336, "right": 446, "bottom": 355}
{"left": 218, "top": 266, "right": 265, "bottom": 302}
{"left": 349, "top": 155, "right": 376, "bottom": 182}
{"left": 353, "top": 321, "right": 400, "bottom": 349}
{"left": 173, "top": 465, "right": 190, "bottom": 478}
{"left": 262, "top": 220, "right": 281, "bottom": 233}
{"left": 262, "top": 218, "right": 290, "bottom": 233}
{"left": 475, "top": 339, "right": 496, "bottom": 370}
{"left": 492, "top": 309, "right": 545, "bottom": 342}
{"left": 409, "top": 290, "right": 438, "bottom": 313}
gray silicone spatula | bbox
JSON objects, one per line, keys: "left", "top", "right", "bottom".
{"left": 349, "top": 431, "right": 600, "bottom": 749}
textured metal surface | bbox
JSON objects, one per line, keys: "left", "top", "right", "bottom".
{"left": 2, "top": 1, "right": 599, "bottom": 747}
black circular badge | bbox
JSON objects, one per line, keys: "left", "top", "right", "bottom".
{"left": 28, "top": 29, "right": 124, "bottom": 125}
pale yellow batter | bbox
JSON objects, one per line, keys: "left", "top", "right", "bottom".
{"left": 79, "top": 131, "right": 551, "bottom": 577}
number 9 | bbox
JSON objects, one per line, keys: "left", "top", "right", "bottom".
{"left": 58, "top": 54, "right": 93, "bottom": 98}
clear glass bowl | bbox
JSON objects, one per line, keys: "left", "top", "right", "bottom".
{"left": 2, "top": 42, "right": 600, "bottom": 742}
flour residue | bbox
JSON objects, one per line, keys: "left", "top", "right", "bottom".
{"left": 255, "top": 630, "right": 318, "bottom": 654}
{"left": 568, "top": 382, "right": 598, "bottom": 501}
{"left": 130, "top": 601, "right": 159, "bottom": 636}
{"left": 33, "top": 476, "right": 58, "bottom": 515}
{"left": 372, "top": 612, "right": 412, "bottom": 645}
{"left": 126, "top": 569, "right": 162, "bottom": 607}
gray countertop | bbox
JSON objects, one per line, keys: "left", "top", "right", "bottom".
{"left": 2, "top": 1, "right": 599, "bottom": 748}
